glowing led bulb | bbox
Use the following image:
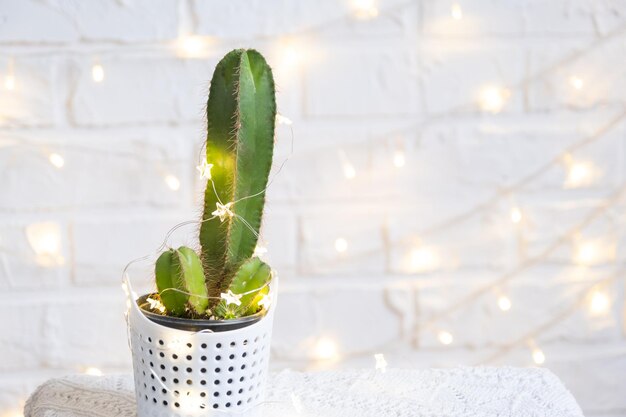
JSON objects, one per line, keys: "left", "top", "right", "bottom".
{"left": 437, "top": 330, "right": 453, "bottom": 345}
{"left": 276, "top": 114, "right": 293, "bottom": 125}
{"left": 26, "top": 222, "right": 64, "bottom": 266}
{"left": 565, "top": 161, "right": 594, "bottom": 188}
{"left": 314, "top": 337, "right": 338, "bottom": 360}
{"left": 91, "top": 64, "right": 104, "bottom": 83}
{"left": 573, "top": 240, "right": 600, "bottom": 266}
{"left": 178, "top": 35, "right": 208, "bottom": 58}
{"left": 510, "top": 207, "right": 522, "bottom": 224}
{"left": 532, "top": 348, "right": 545, "bottom": 365}
{"left": 451, "top": 3, "right": 463, "bottom": 20}
{"left": 164, "top": 174, "right": 180, "bottom": 191}
{"left": 497, "top": 295, "right": 512, "bottom": 311}
{"left": 5, "top": 74, "right": 15, "bottom": 90}
{"left": 393, "top": 151, "right": 406, "bottom": 168}
{"left": 409, "top": 246, "right": 439, "bottom": 272}
{"left": 589, "top": 290, "right": 610, "bottom": 315}
{"left": 84, "top": 366, "right": 103, "bottom": 376}
{"left": 479, "top": 86, "right": 509, "bottom": 114}
{"left": 569, "top": 76, "right": 584, "bottom": 90}
{"left": 374, "top": 353, "right": 387, "bottom": 372}
{"left": 338, "top": 150, "right": 357, "bottom": 179}
{"left": 48, "top": 153, "right": 65, "bottom": 168}
{"left": 334, "top": 237, "right": 348, "bottom": 253}
{"left": 352, "top": 0, "right": 378, "bottom": 19}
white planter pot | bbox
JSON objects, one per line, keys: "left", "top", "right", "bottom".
{"left": 127, "top": 284, "right": 275, "bottom": 417}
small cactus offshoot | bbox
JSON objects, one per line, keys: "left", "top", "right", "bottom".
{"left": 151, "top": 49, "right": 276, "bottom": 320}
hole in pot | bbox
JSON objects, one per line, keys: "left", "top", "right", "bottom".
{"left": 201, "top": 355, "right": 207, "bottom": 361}
{"left": 173, "top": 378, "right": 179, "bottom": 384}
{"left": 228, "top": 366, "right": 234, "bottom": 372}
{"left": 173, "top": 366, "right": 178, "bottom": 372}
{"left": 186, "top": 367, "right": 192, "bottom": 373}
{"left": 201, "top": 343, "right": 207, "bottom": 348}
{"left": 238, "top": 388, "right": 243, "bottom": 394}
{"left": 186, "top": 380, "right": 192, "bottom": 385}
{"left": 158, "top": 339, "right": 164, "bottom": 345}
{"left": 239, "top": 377, "right": 244, "bottom": 382}
{"left": 215, "top": 368, "right": 221, "bottom": 373}
{"left": 227, "top": 378, "right": 233, "bottom": 384}
{"left": 230, "top": 342, "right": 236, "bottom": 347}
{"left": 213, "top": 392, "right": 219, "bottom": 397}
{"left": 163, "top": 400, "right": 168, "bottom": 406}
{"left": 213, "top": 404, "right": 218, "bottom": 409}
{"left": 159, "top": 352, "right": 165, "bottom": 358}
{"left": 186, "top": 355, "right": 192, "bottom": 361}
{"left": 241, "top": 365, "right": 246, "bottom": 370}
{"left": 237, "top": 400, "right": 242, "bottom": 406}
{"left": 242, "top": 352, "right": 247, "bottom": 358}
{"left": 201, "top": 392, "right": 206, "bottom": 398}
{"left": 229, "top": 354, "right": 235, "bottom": 360}
{"left": 201, "top": 368, "right": 207, "bottom": 373}
{"left": 201, "top": 380, "right": 206, "bottom": 385}
{"left": 216, "top": 343, "right": 222, "bottom": 348}
{"left": 243, "top": 339, "right": 248, "bottom": 345}
{"left": 226, "top": 402, "right": 231, "bottom": 408}
{"left": 161, "top": 377, "right": 166, "bottom": 382}
{"left": 214, "top": 380, "right": 220, "bottom": 385}
{"left": 187, "top": 343, "right": 192, "bottom": 348}
{"left": 172, "top": 354, "right": 178, "bottom": 360}
{"left": 226, "top": 390, "right": 232, "bottom": 396}
{"left": 174, "top": 402, "right": 179, "bottom": 408}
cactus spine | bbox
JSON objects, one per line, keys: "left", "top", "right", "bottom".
{"left": 200, "top": 49, "right": 276, "bottom": 298}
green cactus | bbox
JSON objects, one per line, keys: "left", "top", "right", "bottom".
{"left": 151, "top": 49, "right": 276, "bottom": 319}
{"left": 199, "top": 49, "right": 276, "bottom": 299}
{"left": 155, "top": 247, "right": 208, "bottom": 316}
{"left": 213, "top": 257, "right": 272, "bottom": 319}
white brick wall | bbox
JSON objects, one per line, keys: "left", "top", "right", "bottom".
{"left": 1, "top": 1, "right": 626, "bottom": 416}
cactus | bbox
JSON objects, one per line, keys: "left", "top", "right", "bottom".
{"left": 155, "top": 247, "right": 209, "bottom": 316}
{"left": 150, "top": 49, "right": 277, "bottom": 320}
{"left": 213, "top": 257, "right": 272, "bottom": 319}
{"left": 199, "top": 49, "right": 276, "bottom": 299}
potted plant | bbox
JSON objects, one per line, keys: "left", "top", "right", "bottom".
{"left": 125, "top": 48, "right": 278, "bottom": 416}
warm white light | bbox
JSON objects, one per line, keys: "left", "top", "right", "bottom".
{"left": 437, "top": 330, "right": 453, "bottom": 345}
{"left": 177, "top": 35, "right": 209, "bottom": 58}
{"left": 565, "top": 161, "right": 594, "bottom": 188}
{"left": 510, "top": 207, "right": 522, "bottom": 224}
{"left": 532, "top": 348, "right": 545, "bottom": 365}
{"left": 164, "top": 174, "right": 180, "bottom": 191}
{"left": 276, "top": 114, "right": 293, "bottom": 125}
{"left": 26, "top": 222, "right": 64, "bottom": 266}
{"left": 569, "top": 76, "right": 584, "bottom": 90}
{"left": 314, "top": 337, "right": 338, "bottom": 360}
{"left": 374, "top": 353, "right": 387, "bottom": 372}
{"left": 212, "top": 201, "right": 234, "bottom": 222}
{"left": 352, "top": 0, "right": 378, "bottom": 19}
{"left": 334, "top": 237, "right": 348, "bottom": 253}
{"left": 573, "top": 240, "right": 601, "bottom": 266}
{"left": 91, "top": 64, "right": 104, "bottom": 83}
{"left": 280, "top": 43, "right": 303, "bottom": 70}
{"left": 84, "top": 366, "right": 103, "bottom": 376}
{"left": 589, "top": 290, "right": 610, "bottom": 315}
{"left": 196, "top": 160, "right": 213, "bottom": 180}
{"left": 451, "top": 3, "right": 463, "bottom": 20}
{"left": 5, "top": 74, "right": 15, "bottom": 91}
{"left": 48, "top": 153, "right": 65, "bottom": 168}
{"left": 338, "top": 150, "right": 357, "bottom": 179}
{"left": 393, "top": 151, "right": 406, "bottom": 168}
{"left": 409, "top": 247, "right": 439, "bottom": 272}
{"left": 497, "top": 295, "right": 512, "bottom": 311}
{"left": 479, "top": 86, "right": 509, "bottom": 113}
{"left": 253, "top": 245, "right": 268, "bottom": 257}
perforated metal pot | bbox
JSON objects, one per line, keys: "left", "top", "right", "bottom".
{"left": 128, "top": 290, "right": 275, "bottom": 417}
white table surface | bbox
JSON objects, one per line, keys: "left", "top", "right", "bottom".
{"left": 24, "top": 367, "right": 584, "bottom": 417}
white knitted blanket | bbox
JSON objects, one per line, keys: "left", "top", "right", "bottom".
{"left": 24, "top": 367, "right": 584, "bottom": 417}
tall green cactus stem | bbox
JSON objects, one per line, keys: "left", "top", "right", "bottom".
{"left": 155, "top": 247, "right": 209, "bottom": 316}
{"left": 200, "top": 49, "right": 276, "bottom": 298}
